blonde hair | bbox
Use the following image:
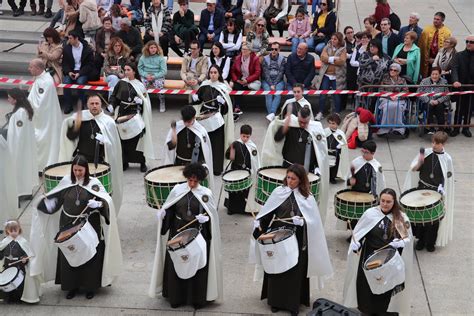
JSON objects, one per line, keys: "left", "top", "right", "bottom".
{"left": 252, "top": 17, "right": 266, "bottom": 33}
{"left": 106, "top": 37, "right": 131, "bottom": 58}
{"left": 4, "top": 220, "right": 22, "bottom": 235}
{"left": 142, "top": 41, "right": 164, "bottom": 57}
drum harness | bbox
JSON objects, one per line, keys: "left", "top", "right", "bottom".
{"left": 61, "top": 203, "right": 104, "bottom": 240}
{"left": 418, "top": 179, "right": 438, "bottom": 190}
{"left": 172, "top": 199, "right": 205, "bottom": 250}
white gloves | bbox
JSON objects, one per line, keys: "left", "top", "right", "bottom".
{"left": 350, "top": 239, "right": 361, "bottom": 252}
{"left": 253, "top": 219, "right": 261, "bottom": 229}
{"left": 389, "top": 238, "right": 407, "bottom": 249}
{"left": 156, "top": 208, "right": 166, "bottom": 221}
{"left": 106, "top": 104, "right": 114, "bottom": 113}
{"left": 437, "top": 184, "right": 445, "bottom": 195}
{"left": 191, "top": 94, "right": 199, "bottom": 102}
{"left": 216, "top": 95, "right": 225, "bottom": 104}
{"left": 195, "top": 214, "right": 209, "bottom": 224}
{"left": 87, "top": 199, "right": 103, "bottom": 209}
{"left": 133, "top": 96, "right": 143, "bottom": 105}
{"left": 336, "top": 143, "right": 342, "bottom": 149}
{"left": 95, "top": 133, "right": 105, "bottom": 144}
{"left": 44, "top": 197, "right": 58, "bottom": 213}
{"left": 314, "top": 167, "right": 321, "bottom": 175}
{"left": 292, "top": 216, "right": 305, "bottom": 226}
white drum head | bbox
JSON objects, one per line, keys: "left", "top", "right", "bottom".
{"left": 337, "top": 191, "right": 375, "bottom": 203}
{"left": 145, "top": 166, "right": 186, "bottom": 183}
{"left": 307, "top": 172, "right": 319, "bottom": 182}
{"left": 0, "top": 267, "right": 18, "bottom": 285}
{"left": 45, "top": 163, "right": 108, "bottom": 177}
{"left": 223, "top": 170, "right": 250, "bottom": 181}
{"left": 259, "top": 167, "right": 287, "bottom": 180}
{"left": 400, "top": 189, "right": 441, "bottom": 207}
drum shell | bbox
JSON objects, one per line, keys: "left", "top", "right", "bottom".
{"left": 334, "top": 189, "right": 378, "bottom": 221}
{"left": 117, "top": 114, "right": 145, "bottom": 140}
{"left": 222, "top": 169, "right": 252, "bottom": 192}
{"left": 0, "top": 267, "right": 24, "bottom": 292}
{"left": 363, "top": 248, "right": 405, "bottom": 295}
{"left": 257, "top": 229, "right": 299, "bottom": 274}
{"left": 400, "top": 188, "right": 444, "bottom": 225}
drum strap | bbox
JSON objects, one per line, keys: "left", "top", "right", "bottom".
{"left": 62, "top": 209, "right": 100, "bottom": 219}
{"left": 303, "top": 136, "right": 312, "bottom": 172}
{"left": 419, "top": 179, "right": 437, "bottom": 189}
{"left": 191, "top": 134, "right": 201, "bottom": 164}
{"left": 176, "top": 154, "right": 192, "bottom": 162}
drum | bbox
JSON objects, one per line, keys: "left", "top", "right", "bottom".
{"left": 222, "top": 169, "right": 252, "bottom": 192}
{"left": 144, "top": 165, "right": 209, "bottom": 209}
{"left": 363, "top": 248, "right": 405, "bottom": 295}
{"left": 257, "top": 228, "right": 299, "bottom": 274}
{"left": 400, "top": 188, "right": 444, "bottom": 225}
{"left": 116, "top": 113, "right": 145, "bottom": 140}
{"left": 54, "top": 219, "right": 100, "bottom": 267}
{"left": 0, "top": 267, "right": 24, "bottom": 292}
{"left": 43, "top": 162, "right": 112, "bottom": 194}
{"left": 166, "top": 228, "right": 207, "bottom": 279}
{"left": 334, "top": 189, "right": 378, "bottom": 221}
{"left": 255, "top": 166, "right": 320, "bottom": 205}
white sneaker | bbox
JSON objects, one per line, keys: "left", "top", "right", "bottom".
{"left": 315, "top": 112, "right": 323, "bottom": 121}
{"left": 159, "top": 103, "right": 166, "bottom": 112}
{"left": 266, "top": 113, "right": 275, "bottom": 122}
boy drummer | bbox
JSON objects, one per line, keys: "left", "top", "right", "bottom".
{"left": 324, "top": 113, "right": 349, "bottom": 184}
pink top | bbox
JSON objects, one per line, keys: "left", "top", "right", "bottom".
{"left": 288, "top": 16, "right": 311, "bottom": 38}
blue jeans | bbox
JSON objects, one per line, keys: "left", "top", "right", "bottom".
{"left": 63, "top": 74, "right": 88, "bottom": 112}
{"left": 313, "top": 41, "right": 326, "bottom": 55}
{"left": 106, "top": 74, "right": 121, "bottom": 98}
{"left": 166, "top": 0, "right": 173, "bottom": 11}
{"left": 262, "top": 81, "right": 285, "bottom": 114}
{"left": 318, "top": 75, "right": 341, "bottom": 113}
{"left": 198, "top": 31, "right": 220, "bottom": 52}
{"left": 291, "top": 37, "right": 311, "bottom": 54}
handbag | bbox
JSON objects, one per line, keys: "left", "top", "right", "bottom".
{"left": 389, "top": 12, "right": 401, "bottom": 31}
{"left": 263, "top": 0, "right": 282, "bottom": 20}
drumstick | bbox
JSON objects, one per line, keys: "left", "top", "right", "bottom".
{"left": 347, "top": 220, "right": 360, "bottom": 256}
{"left": 72, "top": 197, "right": 97, "bottom": 225}
{"left": 8, "top": 256, "right": 35, "bottom": 266}
{"left": 268, "top": 214, "right": 277, "bottom": 228}
{"left": 374, "top": 233, "right": 408, "bottom": 253}
{"left": 251, "top": 212, "right": 262, "bottom": 232}
{"left": 275, "top": 216, "right": 304, "bottom": 222}
{"left": 177, "top": 212, "right": 209, "bottom": 233}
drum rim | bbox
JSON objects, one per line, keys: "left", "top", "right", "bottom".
{"left": 144, "top": 164, "right": 187, "bottom": 185}
{"left": 257, "top": 165, "right": 320, "bottom": 183}
{"left": 54, "top": 219, "right": 86, "bottom": 244}
{"left": 222, "top": 169, "right": 251, "bottom": 183}
{"left": 257, "top": 228, "right": 295, "bottom": 245}
{"left": 363, "top": 248, "right": 397, "bottom": 270}
{"left": 43, "top": 161, "right": 111, "bottom": 180}
{"left": 400, "top": 187, "right": 442, "bottom": 210}
{"left": 167, "top": 228, "right": 200, "bottom": 251}
{"left": 334, "top": 189, "right": 378, "bottom": 221}
{"left": 334, "top": 188, "right": 377, "bottom": 204}
{"left": 0, "top": 267, "right": 20, "bottom": 286}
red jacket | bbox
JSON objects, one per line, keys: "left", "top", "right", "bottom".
{"left": 230, "top": 52, "right": 261, "bottom": 84}
{"left": 373, "top": 3, "right": 390, "bottom": 26}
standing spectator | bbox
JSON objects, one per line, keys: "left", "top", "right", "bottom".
{"left": 313, "top": 32, "right": 347, "bottom": 119}
{"left": 288, "top": 6, "right": 312, "bottom": 54}
{"left": 97, "top": 0, "right": 113, "bottom": 13}
{"left": 364, "top": 16, "right": 380, "bottom": 39}
{"left": 208, "top": 42, "right": 231, "bottom": 81}
{"left": 8, "top": 0, "right": 27, "bottom": 16}
{"left": 64, "top": 0, "right": 83, "bottom": 38}
{"left": 246, "top": 17, "right": 269, "bottom": 59}
{"left": 219, "top": 18, "right": 243, "bottom": 57}
{"left": 143, "top": 0, "right": 179, "bottom": 57}
{"left": 343, "top": 26, "right": 357, "bottom": 110}
{"left": 117, "top": 17, "right": 144, "bottom": 60}
{"left": 120, "top": 0, "right": 144, "bottom": 26}
{"left": 372, "top": 0, "right": 390, "bottom": 29}
{"left": 30, "top": 0, "right": 52, "bottom": 16}
{"left": 180, "top": 40, "right": 209, "bottom": 90}
{"left": 419, "top": 12, "right": 452, "bottom": 78}
{"left": 37, "top": 27, "right": 63, "bottom": 85}
{"left": 310, "top": 0, "right": 337, "bottom": 55}
{"left": 198, "top": 0, "right": 225, "bottom": 51}
{"left": 138, "top": 41, "right": 167, "bottom": 112}
{"left": 264, "top": 0, "right": 288, "bottom": 37}
{"left": 95, "top": 17, "right": 117, "bottom": 56}
{"left": 398, "top": 12, "right": 422, "bottom": 45}
{"left": 110, "top": 4, "right": 124, "bottom": 31}
{"left": 103, "top": 37, "right": 130, "bottom": 98}
{"left": 350, "top": 32, "right": 372, "bottom": 76}
{"left": 432, "top": 37, "right": 457, "bottom": 82}
{"left": 357, "top": 39, "right": 391, "bottom": 89}
{"left": 285, "top": 42, "right": 315, "bottom": 90}
{"left": 375, "top": 18, "right": 400, "bottom": 57}
{"left": 450, "top": 35, "right": 474, "bottom": 137}
{"left": 218, "top": 0, "right": 243, "bottom": 28}
{"left": 62, "top": 30, "right": 95, "bottom": 113}
{"left": 172, "top": 0, "right": 199, "bottom": 55}
{"left": 78, "top": 0, "right": 102, "bottom": 40}
{"left": 241, "top": 0, "right": 266, "bottom": 34}
{"left": 393, "top": 31, "right": 421, "bottom": 83}
{"left": 262, "top": 42, "right": 286, "bottom": 121}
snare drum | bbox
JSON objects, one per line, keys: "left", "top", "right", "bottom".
{"left": 255, "top": 166, "right": 320, "bottom": 205}
{"left": 222, "top": 169, "right": 252, "bottom": 192}
{"left": 167, "top": 228, "right": 207, "bottom": 279}
{"left": 0, "top": 267, "right": 24, "bottom": 292}
{"left": 363, "top": 248, "right": 405, "bottom": 295}
{"left": 334, "top": 189, "right": 378, "bottom": 221}
{"left": 257, "top": 228, "right": 299, "bottom": 274}
{"left": 43, "top": 162, "right": 112, "bottom": 194}
{"left": 400, "top": 188, "right": 444, "bottom": 225}
{"left": 144, "top": 165, "right": 209, "bottom": 209}
{"left": 116, "top": 114, "right": 145, "bottom": 140}
{"left": 54, "top": 219, "right": 100, "bottom": 267}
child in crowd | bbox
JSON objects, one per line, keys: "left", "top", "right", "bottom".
{"left": 288, "top": 6, "right": 312, "bottom": 54}
{"left": 325, "top": 113, "right": 349, "bottom": 184}
{"left": 138, "top": 41, "right": 167, "bottom": 112}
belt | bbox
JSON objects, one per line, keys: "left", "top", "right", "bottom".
{"left": 419, "top": 179, "right": 438, "bottom": 189}
{"left": 62, "top": 208, "right": 100, "bottom": 219}
{"left": 176, "top": 154, "right": 192, "bottom": 162}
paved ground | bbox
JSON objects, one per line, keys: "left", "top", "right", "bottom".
{"left": 0, "top": 1, "right": 473, "bottom": 315}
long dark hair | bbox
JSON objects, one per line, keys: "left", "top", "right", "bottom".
{"left": 208, "top": 64, "right": 224, "bottom": 83}
{"left": 71, "top": 155, "right": 91, "bottom": 186}
{"left": 283, "top": 164, "right": 310, "bottom": 198}
{"left": 210, "top": 41, "right": 226, "bottom": 58}
{"left": 368, "top": 39, "right": 383, "bottom": 58}
{"left": 125, "top": 61, "right": 141, "bottom": 81}
{"left": 379, "top": 188, "right": 404, "bottom": 238}
{"left": 8, "top": 88, "right": 34, "bottom": 121}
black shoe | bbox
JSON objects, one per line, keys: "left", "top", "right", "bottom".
{"left": 346, "top": 236, "right": 352, "bottom": 243}
{"left": 227, "top": 209, "right": 234, "bottom": 215}
{"left": 140, "top": 163, "right": 147, "bottom": 172}
{"left": 170, "top": 303, "right": 181, "bottom": 308}
{"left": 415, "top": 240, "right": 425, "bottom": 251}
{"left": 330, "top": 178, "right": 337, "bottom": 184}
{"left": 271, "top": 307, "right": 279, "bottom": 313}
{"left": 13, "top": 8, "right": 23, "bottom": 16}
{"left": 123, "top": 162, "right": 129, "bottom": 171}
{"left": 450, "top": 129, "right": 460, "bottom": 137}
{"left": 37, "top": 6, "right": 45, "bottom": 15}
{"left": 63, "top": 108, "right": 73, "bottom": 115}
{"left": 462, "top": 129, "right": 472, "bottom": 138}
{"left": 44, "top": 8, "right": 52, "bottom": 18}
{"left": 426, "top": 245, "right": 436, "bottom": 252}
{"left": 85, "top": 291, "right": 95, "bottom": 299}
{"left": 213, "top": 171, "right": 221, "bottom": 176}
{"left": 66, "top": 289, "right": 77, "bottom": 299}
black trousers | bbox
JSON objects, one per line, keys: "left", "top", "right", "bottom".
{"left": 8, "top": 0, "right": 26, "bottom": 10}
{"left": 329, "top": 153, "right": 340, "bottom": 181}
{"left": 453, "top": 94, "right": 473, "bottom": 128}
{"left": 421, "top": 101, "right": 446, "bottom": 126}
{"left": 412, "top": 222, "right": 440, "bottom": 248}
{"left": 266, "top": 17, "right": 286, "bottom": 37}
{"left": 177, "top": 29, "right": 198, "bottom": 53}
{"left": 143, "top": 32, "right": 183, "bottom": 57}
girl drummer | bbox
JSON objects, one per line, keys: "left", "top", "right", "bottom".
{"left": 343, "top": 188, "right": 414, "bottom": 315}
{"left": 250, "top": 164, "right": 332, "bottom": 315}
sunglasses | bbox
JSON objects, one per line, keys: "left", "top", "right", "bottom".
{"left": 271, "top": 48, "right": 279, "bottom": 51}
{"left": 466, "top": 40, "right": 474, "bottom": 44}
{"left": 389, "top": 69, "right": 400, "bottom": 72}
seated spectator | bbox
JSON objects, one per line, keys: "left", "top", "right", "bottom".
{"left": 208, "top": 42, "right": 231, "bottom": 81}
{"left": 262, "top": 42, "right": 286, "bottom": 120}
{"left": 37, "top": 27, "right": 63, "bottom": 84}
{"left": 375, "top": 18, "right": 400, "bottom": 57}
{"left": 138, "top": 41, "right": 167, "bottom": 112}
{"left": 246, "top": 17, "right": 269, "bottom": 59}
{"left": 49, "top": 0, "right": 66, "bottom": 27}
{"left": 264, "top": 0, "right": 288, "bottom": 37}
{"left": 110, "top": 4, "right": 124, "bottom": 31}
{"left": 219, "top": 18, "right": 243, "bottom": 57}
{"left": 117, "top": 17, "right": 144, "bottom": 60}
{"left": 95, "top": 17, "right": 117, "bottom": 55}
{"left": 118, "top": 0, "right": 143, "bottom": 26}
{"left": 364, "top": 16, "right": 380, "bottom": 39}
{"left": 218, "top": 0, "right": 244, "bottom": 28}
{"left": 350, "top": 31, "right": 371, "bottom": 76}
{"left": 198, "top": 0, "right": 225, "bottom": 52}
{"left": 230, "top": 42, "right": 262, "bottom": 114}
{"left": 64, "top": 0, "right": 83, "bottom": 39}
{"left": 97, "top": 0, "right": 113, "bottom": 13}
{"left": 78, "top": 0, "right": 102, "bottom": 40}
{"left": 417, "top": 67, "right": 451, "bottom": 134}
{"left": 372, "top": 0, "right": 390, "bottom": 29}
{"left": 432, "top": 36, "right": 457, "bottom": 82}
{"left": 398, "top": 12, "right": 422, "bottom": 45}
{"left": 285, "top": 42, "right": 315, "bottom": 90}
{"left": 393, "top": 31, "right": 420, "bottom": 83}
{"left": 376, "top": 63, "right": 409, "bottom": 136}
{"left": 173, "top": 0, "right": 199, "bottom": 55}
{"left": 357, "top": 39, "right": 391, "bottom": 88}
{"left": 180, "top": 40, "right": 209, "bottom": 90}
{"left": 62, "top": 30, "right": 95, "bottom": 113}
{"left": 242, "top": 0, "right": 266, "bottom": 34}
{"left": 103, "top": 37, "right": 130, "bottom": 97}
{"left": 310, "top": 0, "right": 337, "bottom": 55}
{"left": 288, "top": 6, "right": 312, "bottom": 54}
{"left": 341, "top": 107, "right": 376, "bottom": 149}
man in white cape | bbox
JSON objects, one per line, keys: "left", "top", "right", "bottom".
{"left": 27, "top": 59, "right": 62, "bottom": 173}
{"left": 0, "top": 137, "right": 18, "bottom": 227}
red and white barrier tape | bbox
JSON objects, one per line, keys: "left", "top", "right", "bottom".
{"left": 1, "top": 77, "right": 474, "bottom": 98}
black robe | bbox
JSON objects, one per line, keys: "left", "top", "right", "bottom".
{"left": 224, "top": 141, "right": 251, "bottom": 214}
{"left": 0, "top": 239, "right": 28, "bottom": 302}
{"left": 274, "top": 126, "right": 318, "bottom": 173}
{"left": 279, "top": 100, "right": 308, "bottom": 119}
{"left": 253, "top": 192, "right": 309, "bottom": 313}
{"left": 327, "top": 132, "right": 341, "bottom": 181}
{"left": 66, "top": 119, "right": 105, "bottom": 163}
{"left": 167, "top": 127, "right": 205, "bottom": 166}
{"left": 348, "top": 162, "right": 375, "bottom": 194}
{"left": 161, "top": 192, "right": 212, "bottom": 307}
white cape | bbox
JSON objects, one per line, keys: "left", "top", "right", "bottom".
{"left": 278, "top": 97, "right": 314, "bottom": 120}
{"left": 149, "top": 182, "right": 223, "bottom": 302}
{"left": 28, "top": 71, "right": 62, "bottom": 172}
{"left": 402, "top": 148, "right": 454, "bottom": 247}
{"left": 29, "top": 176, "right": 122, "bottom": 287}
{"left": 261, "top": 116, "right": 330, "bottom": 223}
{"left": 59, "top": 110, "right": 124, "bottom": 213}
{"left": 346, "top": 156, "right": 386, "bottom": 196}
{"left": 0, "top": 136, "right": 18, "bottom": 223}
{"left": 7, "top": 108, "right": 38, "bottom": 197}
{"left": 343, "top": 206, "right": 414, "bottom": 315}
{"left": 324, "top": 127, "right": 349, "bottom": 179}
{"left": 249, "top": 186, "right": 333, "bottom": 290}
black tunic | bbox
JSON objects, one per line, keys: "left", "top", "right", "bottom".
{"left": 224, "top": 141, "right": 252, "bottom": 214}
{"left": 349, "top": 162, "right": 375, "bottom": 194}
{"left": 279, "top": 100, "right": 308, "bottom": 119}
{"left": 0, "top": 239, "right": 28, "bottom": 302}
{"left": 275, "top": 126, "right": 318, "bottom": 173}
{"left": 167, "top": 127, "right": 205, "bottom": 165}
{"left": 253, "top": 192, "right": 309, "bottom": 313}
{"left": 67, "top": 119, "right": 105, "bottom": 163}
{"left": 161, "top": 192, "right": 212, "bottom": 307}
{"left": 327, "top": 132, "right": 341, "bottom": 180}
{"left": 418, "top": 152, "right": 444, "bottom": 189}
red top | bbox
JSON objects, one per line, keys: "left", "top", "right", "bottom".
{"left": 373, "top": 3, "right": 390, "bottom": 26}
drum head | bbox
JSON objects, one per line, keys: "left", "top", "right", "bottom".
{"left": 337, "top": 190, "right": 375, "bottom": 203}
{"left": 400, "top": 189, "right": 441, "bottom": 207}
{"left": 222, "top": 169, "right": 250, "bottom": 182}
{"left": 259, "top": 228, "right": 294, "bottom": 245}
{"left": 145, "top": 165, "right": 186, "bottom": 183}
{"left": 364, "top": 248, "right": 396, "bottom": 270}
{"left": 258, "top": 167, "right": 287, "bottom": 180}
{"left": 169, "top": 228, "right": 200, "bottom": 249}
{"left": 45, "top": 162, "right": 108, "bottom": 177}
{"left": 307, "top": 172, "right": 319, "bottom": 182}
{"left": 0, "top": 267, "right": 18, "bottom": 286}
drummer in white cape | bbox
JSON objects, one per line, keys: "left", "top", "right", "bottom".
{"left": 224, "top": 124, "right": 261, "bottom": 215}
{"left": 343, "top": 188, "right": 414, "bottom": 316}
{"left": 403, "top": 131, "right": 454, "bottom": 252}
{"left": 27, "top": 59, "right": 62, "bottom": 174}
{"left": 59, "top": 94, "right": 124, "bottom": 212}
{"left": 250, "top": 164, "right": 333, "bottom": 315}
{"left": 324, "top": 113, "right": 349, "bottom": 184}
{"left": 261, "top": 106, "right": 330, "bottom": 222}
{"left": 274, "top": 83, "right": 313, "bottom": 121}
{"left": 0, "top": 220, "right": 40, "bottom": 304}
{"left": 0, "top": 137, "right": 18, "bottom": 232}
{"left": 109, "top": 62, "right": 155, "bottom": 172}
{"left": 30, "top": 155, "right": 122, "bottom": 300}
{"left": 191, "top": 65, "right": 234, "bottom": 176}
{"left": 5, "top": 88, "right": 38, "bottom": 200}
{"left": 149, "top": 163, "right": 222, "bottom": 309}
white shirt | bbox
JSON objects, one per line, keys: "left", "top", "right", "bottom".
{"left": 72, "top": 42, "right": 84, "bottom": 71}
